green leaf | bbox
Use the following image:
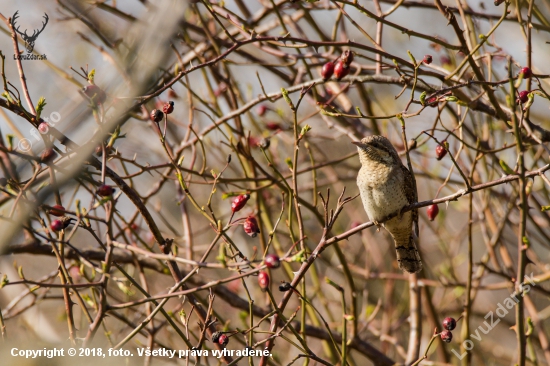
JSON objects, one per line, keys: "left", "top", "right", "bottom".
{"left": 281, "top": 87, "right": 294, "bottom": 110}
{"left": 499, "top": 159, "right": 515, "bottom": 175}
{"left": 107, "top": 125, "right": 122, "bottom": 147}
{"left": 522, "top": 92, "right": 535, "bottom": 111}
{"left": 285, "top": 157, "right": 293, "bottom": 169}
{"left": 526, "top": 317, "right": 534, "bottom": 336}
{"left": 290, "top": 249, "right": 305, "bottom": 263}
{"left": 407, "top": 50, "right": 416, "bottom": 65}
{"left": 179, "top": 309, "right": 187, "bottom": 325}
{"left": 6, "top": 135, "right": 14, "bottom": 150}
{"left": 453, "top": 286, "right": 465, "bottom": 298}
{"left": 419, "top": 91, "right": 427, "bottom": 105}
{"left": 522, "top": 236, "right": 530, "bottom": 248}
{"left": 0, "top": 274, "right": 9, "bottom": 289}
{"left": 88, "top": 69, "right": 96, "bottom": 83}
{"left": 82, "top": 294, "right": 95, "bottom": 308}
{"left": 299, "top": 124, "right": 311, "bottom": 138}
{"left": 325, "top": 276, "right": 343, "bottom": 291}
{"left": 222, "top": 192, "right": 241, "bottom": 200}
{"left": 117, "top": 281, "right": 135, "bottom": 296}
{"left": 35, "top": 96, "right": 47, "bottom": 119}
{"left": 365, "top": 304, "right": 376, "bottom": 318}
{"left": 177, "top": 155, "right": 185, "bottom": 167}
{"left": 92, "top": 196, "right": 112, "bottom": 209}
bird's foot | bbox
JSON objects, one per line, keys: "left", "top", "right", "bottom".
{"left": 373, "top": 220, "right": 382, "bottom": 232}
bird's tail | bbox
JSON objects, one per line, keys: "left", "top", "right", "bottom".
{"left": 395, "top": 236, "right": 422, "bottom": 273}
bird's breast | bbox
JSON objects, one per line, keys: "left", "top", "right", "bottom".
{"left": 356, "top": 166, "right": 409, "bottom": 222}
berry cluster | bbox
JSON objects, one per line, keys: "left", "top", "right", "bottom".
{"left": 516, "top": 67, "right": 532, "bottom": 105}
{"left": 321, "top": 50, "right": 354, "bottom": 80}
{"left": 229, "top": 189, "right": 284, "bottom": 294}
{"left": 48, "top": 204, "right": 71, "bottom": 232}
{"left": 440, "top": 317, "right": 457, "bottom": 343}
{"left": 211, "top": 331, "right": 229, "bottom": 346}
{"left": 229, "top": 194, "right": 261, "bottom": 238}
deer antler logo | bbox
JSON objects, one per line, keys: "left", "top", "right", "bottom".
{"left": 10, "top": 11, "right": 49, "bottom": 53}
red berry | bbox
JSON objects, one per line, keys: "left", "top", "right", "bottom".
{"left": 49, "top": 204, "right": 65, "bottom": 217}
{"left": 218, "top": 334, "right": 229, "bottom": 346}
{"left": 258, "top": 271, "right": 270, "bottom": 291}
{"left": 341, "top": 50, "right": 354, "bottom": 67}
{"left": 40, "top": 148, "right": 57, "bottom": 164}
{"left": 264, "top": 254, "right": 280, "bottom": 269}
{"left": 427, "top": 204, "right": 439, "bottom": 221}
{"left": 257, "top": 105, "right": 267, "bottom": 116}
{"left": 321, "top": 62, "right": 335, "bottom": 80}
{"left": 38, "top": 122, "right": 49, "bottom": 134}
{"left": 150, "top": 109, "right": 164, "bottom": 122}
{"left": 334, "top": 60, "right": 349, "bottom": 80}
{"left": 520, "top": 67, "right": 531, "bottom": 78}
{"left": 440, "top": 330, "right": 453, "bottom": 343}
{"left": 162, "top": 101, "right": 174, "bottom": 114}
{"left": 423, "top": 55, "right": 433, "bottom": 64}
{"left": 82, "top": 85, "right": 106, "bottom": 105}
{"left": 244, "top": 216, "right": 260, "bottom": 238}
{"left": 435, "top": 143, "right": 447, "bottom": 160}
{"left": 443, "top": 317, "right": 456, "bottom": 331}
{"left": 50, "top": 219, "right": 64, "bottom": 232}
{"left": 426, "top": 96, "right": 438, "bottom": 108}
{"left": 231, "top": 194, "right": 250, "bottom": 213}
{"left": 517, "top": 90, "right": 529, "bottom": 104}
{"left": 266, "top": 122, "right": 282, "bottom": 131}
{"left": 248, "top": 136, "right": 260, "bottom": 147}
{"left": 96, "top": 184, "right": 115, "bottom": 197}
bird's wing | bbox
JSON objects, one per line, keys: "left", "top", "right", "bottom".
{"left": 400, "top": 164, "right": 419, "bottom": 236}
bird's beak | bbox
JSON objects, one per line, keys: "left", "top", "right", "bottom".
{"left": 352, "top": 141, "right": 369, "bottom": 149}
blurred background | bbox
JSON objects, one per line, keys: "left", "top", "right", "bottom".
{"left": 0, "top": 0, "right": 549, "bottom": 365}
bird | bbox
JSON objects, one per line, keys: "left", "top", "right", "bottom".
{"left": 352, "top": 135, "right": 422, "bottom": 273}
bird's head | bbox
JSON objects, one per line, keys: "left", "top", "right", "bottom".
{"left": 352, "top": 135, "right": 400, "bottom": 166}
